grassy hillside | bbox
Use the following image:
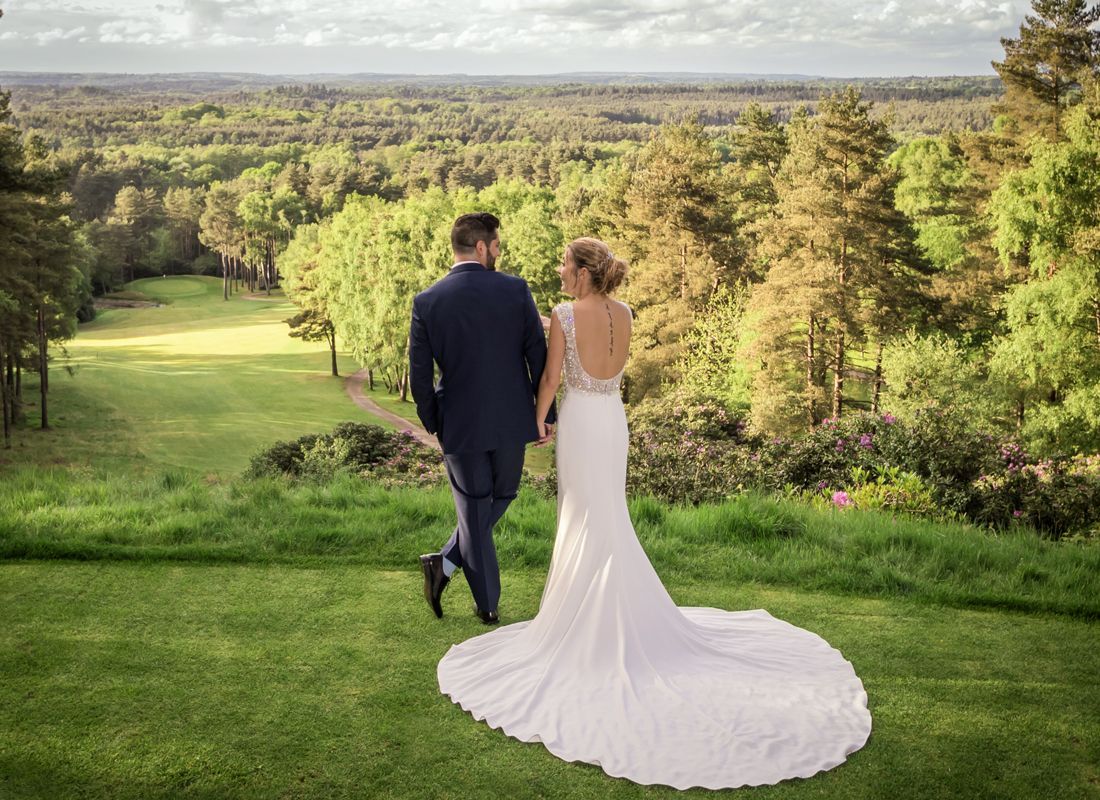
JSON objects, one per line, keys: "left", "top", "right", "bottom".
{"left": 1, "top": 560, "right": 1096, "bottom": 800}
{"left": 2, "top": 277, "right": 1098, "bottom": 799}
{"left": 5, "top": 276, "right": 393, "bottom": 476}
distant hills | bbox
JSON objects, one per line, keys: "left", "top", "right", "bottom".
{"left": 0, "top": 71, "right": 997, "bottom": 90}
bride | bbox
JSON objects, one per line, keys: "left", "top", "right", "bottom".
{"left": 436, "top": 237, "right": 872, "bottom": 789}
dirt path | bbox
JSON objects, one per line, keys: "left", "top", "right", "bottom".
{"left": 345, "top": 368, "right": 440, "bottom": 451}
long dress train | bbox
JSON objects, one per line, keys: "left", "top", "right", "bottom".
{"left": 437, "top": 302, "right": 871, "bottom": 790}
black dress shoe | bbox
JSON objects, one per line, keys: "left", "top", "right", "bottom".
{"left": 472, "top": 605, "right": 499, "bottom": 625}
{"left": 419, "top": 553, "right": 450, "bottom": 619}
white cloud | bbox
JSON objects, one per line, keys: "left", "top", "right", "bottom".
{"left": 0, "top": 0, "right": 1032, "bottom": 73}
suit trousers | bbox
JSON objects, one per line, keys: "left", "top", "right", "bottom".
{"left": 440, "top": 443, "right": 527, "bottom": 614}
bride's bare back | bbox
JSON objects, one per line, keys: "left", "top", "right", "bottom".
{"left": 570, "top": 297, "right": 632, "bottom": 379}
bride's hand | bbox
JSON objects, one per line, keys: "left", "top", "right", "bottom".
{"left": 535, "top": 422, "right": 555, "bottom": 447}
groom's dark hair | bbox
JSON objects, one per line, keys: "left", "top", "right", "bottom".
{"left": 451, "top": 212, "right": 500, "bottom": 252}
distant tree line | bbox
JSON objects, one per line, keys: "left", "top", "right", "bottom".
{"left": 2, "top": 0, "right": 1098, "bottom": 460}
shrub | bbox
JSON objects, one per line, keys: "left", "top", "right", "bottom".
{"left": 754, "top": 409, "right": 1001, "bottom": 515}
{"left": 971, "top": 452, "right": 1100, "bottom": 540}
{"left": 629, "top": 390, "right": 751, "bottom": 442}
{"left": 246, "top": 434, "right": 322, "bottom": 478}
{"left": 246, "top": 423, "right": 445, "bottom": 488}
{"left": 811, "top": 466, "right": 946, "bottom": 519}
{"left": 625, "top": 393, "right": 755, "bottom": 504}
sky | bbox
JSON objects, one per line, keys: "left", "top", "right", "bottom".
{"left": 0, "top": 0, "right": 1029, "bottom": 77}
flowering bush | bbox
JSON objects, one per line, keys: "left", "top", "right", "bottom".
{"left": 247, "top": 422, "right": 446, "bottom": 487}
{"left": 812, "top": 466, "right": 944, "bottom": 518}
{"left": 623, "top": 393, "right": 756, "bottom": 504}
{"left": 971, "top": 452, "right": 1100, "bottom": 540}
{"left": 627, "top": 427, "right": 748, "bottom": 504}
{"left": 756, "top": 409, "right": 1000, "bottom": 515}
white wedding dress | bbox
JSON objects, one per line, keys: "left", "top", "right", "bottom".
{"left": 437, "top": 302, "right": 871, "bottom": 789}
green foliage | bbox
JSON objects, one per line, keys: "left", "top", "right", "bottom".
{"left": 674, "top": 284, "right": 753, "bottom": 411}
{"left": 479, "top": 180, "right": 564, "bottom": 311}
{"left": 888, "top": 136, "right": 974, "bottom": 270}
{"left": 810, "top": 466, "right": 943, "bottom": 518}
{"left": 988, "top": 103, "right": 1100, "bottom": 454}
{"left": 0, "top": 88, "right": 91, "bottom": 442}
{"left": 246, "top": 421, "right": 445, "bottom": 487}
{"left": 625, "top": 391, "right": 754, "bottom": 504}
{"left": 880, "top": 330, "right": 1006, "bottom": 424}
{"left": 991, "top": 0, "right": 1100, "bottom": 141}
{"left": 616, "top": 120, "right": 744, "bottom": 400}
{"left": 973, "top": 449, "right": 1100, "bottom": 539}
{"left": 749, "top": 87, "right": 927, "bottom": 434}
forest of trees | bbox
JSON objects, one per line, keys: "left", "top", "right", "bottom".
{"left": 2, "top": 0, "right": 1099, "bottom": 462}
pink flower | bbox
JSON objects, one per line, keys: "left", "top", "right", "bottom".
{"left": 859, "top": 433, "right": 873, "bottom": 449}
{"left": 882, "top": 413, "right": 896, "bottom": 425}
{"left": 1013, "top": 510, "right": 1023, "bottom": 518}
{"left": 835, "top": 438, "right": 846, "bottom": 452}
{"left": 832, "top": 491, "right": 853, "bottom": 508}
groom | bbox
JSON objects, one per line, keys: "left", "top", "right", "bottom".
{"left": 409, "top": 212, "right": 554, "bottom": 625}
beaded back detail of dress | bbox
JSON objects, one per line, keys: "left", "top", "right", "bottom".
{"left": 555, "top": 302, "right": 625, "bottom": 396}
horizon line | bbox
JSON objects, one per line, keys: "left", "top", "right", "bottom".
{"left": 0, "top": 69, "right": 1000, "bottom": 81}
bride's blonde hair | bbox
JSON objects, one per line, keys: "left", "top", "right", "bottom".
{"left": 568, "top": 237, "right": 628, "bottom": 295}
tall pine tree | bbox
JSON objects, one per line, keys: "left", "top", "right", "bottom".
{"left": 748, "top": 88, "right": 926, "bottom": 434}
{"left": 992, "top": 0, "right": 1100, "bottom": 141}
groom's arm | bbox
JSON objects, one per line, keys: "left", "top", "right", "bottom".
{"left": 521, "top": 284, "right": 557, "bottom": 425}
{"left": 408, "top": 297, "right": 439, "bottom": 434}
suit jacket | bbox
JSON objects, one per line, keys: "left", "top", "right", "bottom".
{"left": 409, "top": 262, "right": 556, "bottom": 454}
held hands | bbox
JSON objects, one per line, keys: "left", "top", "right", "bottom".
{"left": 535, "top": 421, "right": 555, "bottom": 447}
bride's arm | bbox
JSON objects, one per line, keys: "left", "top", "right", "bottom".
{"left": 535, "top": 309, "right": 565, "bottom": 437}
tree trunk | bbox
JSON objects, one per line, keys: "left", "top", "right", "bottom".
{"left": 1094, "top": 297, "right": 1100, "bottom": 349}
{"left": 806, "top": 315, "right": 816, "bottom": 428}
{"left": 0, "top": 341, "right": 9, "bottom": 448}
{"left": 871, "top": 341, "right": 884, "bottom": 414}
{"left": 832, "top": 331, "right": 844, "bottom": 420}
{"left": 367, "top": 369, "right": 374, "bottom": 391}
{"left": 267, "top": 238, "right": 276, "bottom": 294}
{"left": 399, "top": 369, "right": 409, "bottom": 402}
{"left": 13, "top": 358, "right": 21, "bottom": 421}
{"left": 328, "top": 327, "right": 339, "bottom": 377}
{"left": 222, "top": 252, "right": 229, "bottom": 300}
{"left": 5, "top": 351, "right": 14, "bottom": 426}
{"left": 833, "top": 223, "right": 848, "bottom": 420}
{"left": 679, "top": 243, "right": 688, "bottom": 301}
{"left": 1016, "top": 399, "right": 1025, "bottom": 431}
{"left": 37, "top": 304, "right": 49, "bottom": 430}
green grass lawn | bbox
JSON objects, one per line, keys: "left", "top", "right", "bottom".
{"left": 3, "top": 277, "right": 1099, "bottom": 798}
{"left": 1, "top": 561, "right": 1096, "bottom": 800}
{"left": 3, "top": 276, "right": 387, "bottom": 476}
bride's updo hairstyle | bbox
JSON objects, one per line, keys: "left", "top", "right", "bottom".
{"left": 568, "top": 237, "right": 628, "bottom": 295}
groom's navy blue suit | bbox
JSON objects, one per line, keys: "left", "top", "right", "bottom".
{"left": 409, "top": 261, "right": 555, "bottom": 613}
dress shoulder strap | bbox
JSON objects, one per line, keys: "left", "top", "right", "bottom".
{"left": 554, "top": 302, "right": 576, "bottom": 349}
